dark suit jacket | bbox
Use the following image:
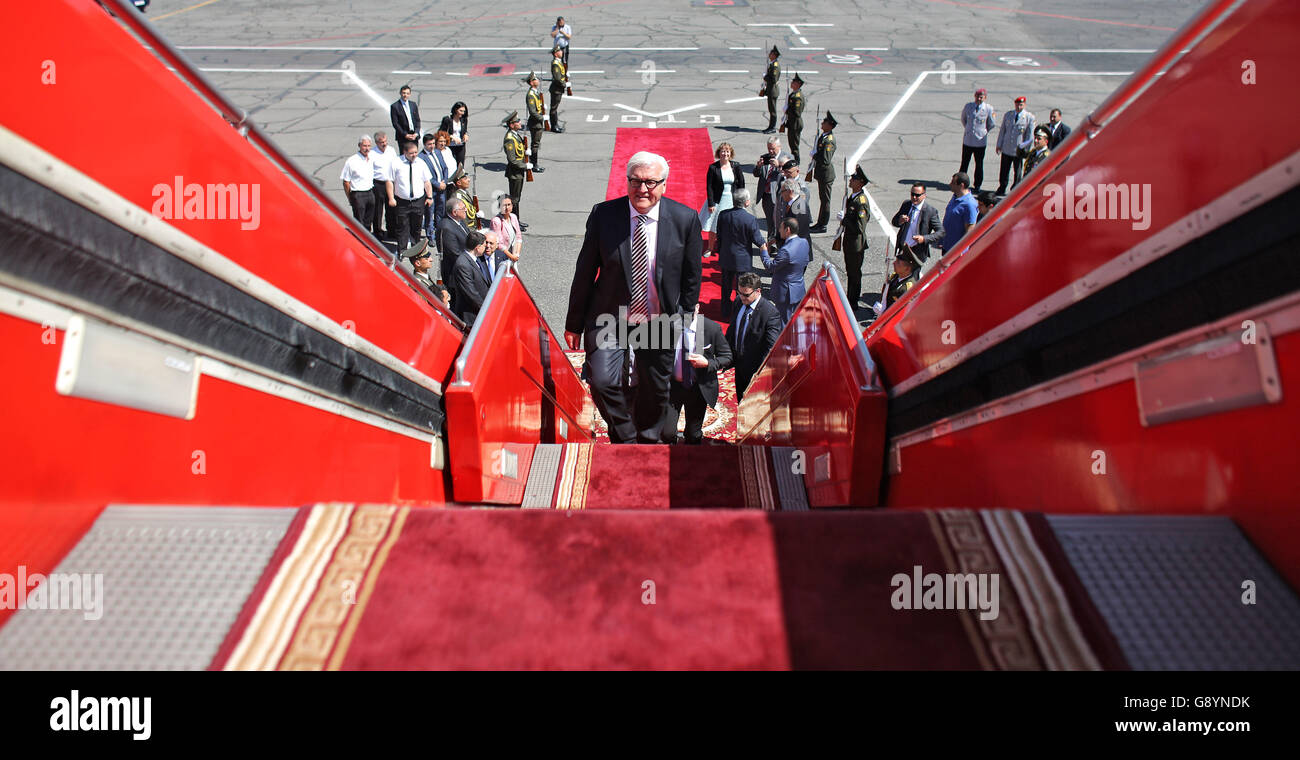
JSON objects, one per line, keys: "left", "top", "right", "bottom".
{"left": 438, "top": 114, "right": 469, "bottom": 140}
{"left": 716, "top": 207, "right": 764, "bottom": 273}
{"left": 706, "top": 161, "right": 746, "bottom": 207}
{"left": 725, "top": 296, "right": 782, "bottom": 380}
{"left": 438, "top": 217, "right": 470, "bottom": 284}
{"left": 891, "top": 200, "right": 944, "bottom": 263}
{"left": 451, "top": 251, "right": 491, "bottom": 323}
{"left": 670, "top": 315, "right": 732, "bottom": 407}
{"left": 1046, "top": 121, "right": 1071, "bottom": 150}
{"left": 565, "top": 196, "right": 703, "bottom": 336}
{"left": 390, "top": 99, "right": 422, "bottom": 147}
{"left": 761, "top": 235, "right": 810, "bottom": 308}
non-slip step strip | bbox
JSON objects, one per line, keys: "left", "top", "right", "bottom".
{"left": 0, "top": 505, "right": 297, "bottom": 670}
{"left": 521, "top": 443, "right": 563, "bottom": 509}
{"left": 1047, "top": 515, "right": 1300, "bottom": 670}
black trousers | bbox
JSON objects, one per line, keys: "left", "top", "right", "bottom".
{"left": 843, "top": 235, "right": 867, "bottom": 304}
{"left": 529, "top": 123, "right": 544, "bottom": 168}
{"left": 734, "top": 366, "right": 756, "bottom": 402}
{"left": 720, "top": 268, "right": 742, "bottom": 315}
{"left": 348, "top": 189, "right": 375, "bottom": 230}
{"left": 661, "top": 385, "right": 707, "bottom": 444}
{"left": 370, "top": 185, "right": 389, "bottom": 237}
{"left": 960, "top": 144, "right": 987, "bottom": 190}
{"left": 450, "top": 144, "right": 466, "bottom": 168}
{"left": 394, "top": 198, "right": 425, "bottom": 251}
{"left": 816, "top": 177, "right": 833, "bottom": 227}
{"left": 507, "top": 171, "right": 524, "bottom": 221}
{"left": 787, "top": 126, "right": 801, "bottom": 157}
{"left": 549, "top": 89, "right": 564, "bottom": 127}
{"left": 997, "top": 152, "right": 1022, "bottom": 194}
{"left": 585, "top": 333, "right": 673, "bottom": 444}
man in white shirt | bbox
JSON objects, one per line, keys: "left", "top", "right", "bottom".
{"left": 995, "top": 96, "right": 1036, "bottom": 195}
{"left": 340, "top": 135, "right": 376, "bottom": 230}
{"left": 387, "top": 141, "right": 434, "bottom": 252}
{"left": 370, "top": 131, "right": 399, "bottom": 241}
{"left": 551, "top": 17, "right": 572, "bottom": 67}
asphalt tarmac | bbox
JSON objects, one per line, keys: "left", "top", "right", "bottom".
{"left": 147, "top": 0, "right": 1202, "bottom": 335}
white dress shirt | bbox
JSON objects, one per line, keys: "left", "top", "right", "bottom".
{"left": 389, "top": 156, "right": 433, "bottom": 201}
{"left": 371, "top": 145, "right": 398, "bottom": 181}
{"left": 628, "top": 200, "right": 661, "bottom": 318}
{"left": 904, "top": 203, "right": 922, "bottom": 242}
{"left": 340, "top": 151, "right": 376, "bottom": 191}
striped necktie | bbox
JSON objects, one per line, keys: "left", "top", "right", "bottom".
{"left": 628, "top": 214, "right": 650, "bottom": 322}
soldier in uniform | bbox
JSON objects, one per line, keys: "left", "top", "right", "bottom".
{"left": 523, "top": 72, "right": 546, "bottom": 173}
{"left": 872, "top": 248, "right": 921, "bottom": 318}
{"left": 450, "top": 168, "right": 485, "bottom": 231}
{"left": 549, "top": 46, "right": 568, "bottom": 133}
{"left": 836, "top": 164, "right": 870, "bottom": 305}
{"left": 783, "top": 73, "right": 806, "bottom": 156}
{"left": 810, "top": 111, "right": 837, "bottom": 232}
{"left": 502, "top": 111, "right": 529, "bottom": 227}
{"left": 761, "top": 46, "right": 780, "bottom": 134}
{"left": 1021, "top": 127, "right": 1052, "bottom": 179}
{"left": 402, "top": 238, "right": 450, "bottom": 307}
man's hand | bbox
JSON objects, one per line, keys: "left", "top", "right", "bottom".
{"left": 437, "top": 182, "right": 446, "bottom": 191}
{"left": 687, "top": 353, "right": 708, "bottom": 369}
{"left": 836, "top": 210, "right": 845, "bottom": 221}
{"left": 564, "top": 331, "right": 581, "bottom": 350}
{"left": 912, "top": 234, "right": 926, "bottom": 244}
{"left": 425, "top": 198, "right": 433, "bottom": 207}
{"left": 897, "top": 214, "right": 910, "bottom": 225}
{"left": 388, "top": 198, "right": 397, "bottom": 207}
{"left": 995, "top": 147, "right": 1002, "bottom": 156}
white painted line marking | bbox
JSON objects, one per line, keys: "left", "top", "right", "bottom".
{"left": 612, "top": 103, "right": 709, "bottom": 119}
{"left": 179, "top": 46, "right": 700, "bottom": 51}
{"left": 709, "top": 69, "right": 751, "bottom": 73}
{"left": 863, "top": 189, "right": 895, "bottom": 250}
{"left": 392, "top": 70, "right": 431, "bottom": 75}
{"left": 565, "top": 95, "right": 602, "bottom": 102}
{"left": 940, "top": 70, "right": 1135, "bottom": 75}
{"left": 798, "top": 37, "right": 810, "bottom": 45}
{"left": 916, "top": 47, "right": 1157, "bottom": 53}
{"left": 725, "top": 96, "right": 765, "bottom": 103}
{"left": 199, "top": 67, "right": 343, "bottom": 73}
{"left": 844, "top": 71, "right": 928, "bottom": 175}
{"left": 445, "top": 72, "right": 469, "bottom": 77}
{"left": 342, "top": 68, "right": 390, "bottom": 109}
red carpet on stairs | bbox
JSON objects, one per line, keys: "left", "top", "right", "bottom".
{"left": 212, "top": 504, "right": 1128, "bottom": 670}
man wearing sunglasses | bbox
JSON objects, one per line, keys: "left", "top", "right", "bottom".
{"left": 565, "top": 151, "right": 703, "bottom": 444}
{"left": 890, "top": 184, "right": 944, "bottom": 269}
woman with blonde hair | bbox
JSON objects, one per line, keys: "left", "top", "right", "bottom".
{"left": 702, "top": 141, "right": 744, "bottom": 255}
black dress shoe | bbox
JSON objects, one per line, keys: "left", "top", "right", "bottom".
{"left": 552, "top": 125, "right": 565, "bottom": 133}
{"left": 809, "top": 225, "right": 828, "bottom": 234}
{"left": 761, "top": 128, "right": 776, "bottom": 134}
{"left": 532, "top": 166, "right": 545, "bottom": 173}
{"left": 518, "top": 221, "right": 530, "bottom": 231}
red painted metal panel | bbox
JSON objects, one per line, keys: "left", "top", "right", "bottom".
{"left": 2, "top": 0, "right": 463, "bottom": 387}
{"left": 443, "top": 272, "right": 595, "bottom": 504}
{"left": 0, "top": 313, "right": 448, "bottom": 510}
{"left": 883, "top": 327, "right": 1300, "bottom": 589}
{"left": 737, "top": 268, "right": 887, "bottom": 507}
{"left": 865, "top": 0, "right": 1300, "bottom": 389}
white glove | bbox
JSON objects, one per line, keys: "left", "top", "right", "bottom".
{"left": 526, "top": 162, "right": 533, "bottom": 170}
{"left": 872, "top": 302, "right": 884, "bottom": 316}
{"left": 836, "top": 210, "right": 845, "bottom": 221}
{"left": 809, "top": 149, "right": 817, "bottom": 158}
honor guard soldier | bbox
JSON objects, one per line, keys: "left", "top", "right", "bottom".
{"left": 837, "top": 164, "right": 871, "bottom": 305}
{"left": 549, "top": 47, "right": 569, "bottom": 133}
{"left": 402, "top": 238, "right": 450, "bottom": 307}
{"left": 523, "top": 72, "right": 546, "bottom": 173}
{"left": 810, "top": 111, "right": 837, "bottom": 232}
{"left": 784, "top": 73, "right": 806, "bottom": 156}
{"left": 872, "top": 247, "right": 922, "bottom": 318}
{"left": 502, "top": 111, "right": 529, "bottom": 227}
{"left": 1022, "top": 127, "right": 1052, "bottom": 178}
{"left": 450, "top": 168, "right": 484, "bottom": 231}
{"left": 761, "top": 46, "right": 780, "bottom": 134}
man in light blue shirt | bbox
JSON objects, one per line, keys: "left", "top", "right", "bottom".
{"left": 551, "top": 17, "right": 572, "bottom": 67}
{"left": 960, "top": 88, "right": 996, "bottom": 191}
{"left": 995, "top": 96, "right": 1036, "bottom": 195}
{"left": 941, "top": 172, "right": 979, "bottom": 255}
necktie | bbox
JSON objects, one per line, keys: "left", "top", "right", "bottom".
{"left": 477, "top": 255, "right": 491, "bottom": 282}
{"left": 736, "top": 305, "right": 750, "bottom": 351}
{"left": 628, "top": 214, "right": 650, "bottom": 321}
{"left": 408, "top": 161, "right": 414, "bottom": 200}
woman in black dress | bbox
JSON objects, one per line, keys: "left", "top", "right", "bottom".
{"left": 439, "top": 102, "right": 470, "bottom": 166}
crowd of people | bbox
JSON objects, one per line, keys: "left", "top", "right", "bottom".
{"left": 336, "top": 30, "right": 1072, "bottom": 442}
{"left": 336, "top": 17, "right": 578, "bottom": 324}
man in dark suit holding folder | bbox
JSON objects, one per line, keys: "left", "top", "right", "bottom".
{"left": 726, "top": 271, "right": 783, "bottom": 401}
{"left": 660, "top": 306, "right": 732, "bottom": 444}
{"left": 565, "top": 151, "right": 703, "bottom": 444}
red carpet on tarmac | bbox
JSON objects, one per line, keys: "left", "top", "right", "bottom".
{"left": 605, "top": 127, "right": 729, "bottom": 325}
{"left": 211, "top": 504, "right": 1128, "bottom": 670}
